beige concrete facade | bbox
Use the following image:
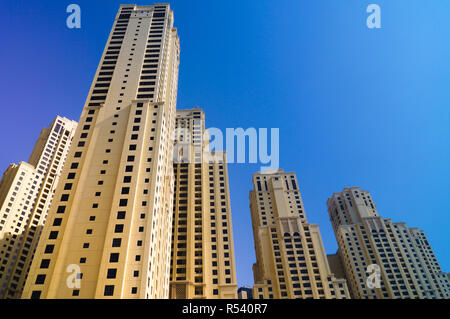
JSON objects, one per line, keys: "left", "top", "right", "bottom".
{"left": 22, "top": 4, "right": 180, "bottom": 299}
{"left": 250, "top": 169, "right": 349, "bottom": 299}
{"left": 327, "top": 187, "right": 450, "bottom": 299}
{"left": 0, "top": 116, "right": 77, "bottom": 298}
{"left": 169, "top": 108, "right": 238, "bottom": 299}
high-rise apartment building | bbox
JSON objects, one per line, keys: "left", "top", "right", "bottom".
{"left": 250, "top": 169, "right": 349, "bottom": 299}
{"left": 22, "top": 4, "right": 180, "bottom": 299}
{"left": 169, "top": 108, "right": 237, "bottom": 299}
{"left": 327, "top": 187, "right": 450, "bottom": 299}
{"left": 0, "top": 116, "right": 77, "bottom": 298}
{"left": 238, "top": 286, "right": 253, "bottom": 299}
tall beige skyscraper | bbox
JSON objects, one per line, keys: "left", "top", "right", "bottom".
{"left": 327, "top": 187, "right": 450, "bottom": 299}
{"left": 169, "top": 108, "right": 237, "bottom": 299}
{"left": 250, "top": 169, "right": 349, "bottom": 299}
{"left": 0, "top": 116, "right": 77, "bottom": 299}
{"left": 22, "top": 4, "right": 180, "bottom": 299}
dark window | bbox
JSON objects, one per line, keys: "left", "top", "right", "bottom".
{"left": 44, "top": 245, "right": 54, "bottom": 254}
{"left": 107, "top": 269, "right": 117, "bottom": 279}
{"left": 49, "top": 231, "right": 58, "bottom": 240}
{"left": 57, "top": 206, "right": 66, "bottom": 214}
{"left": 40, "top": 259, "right": 50, "bottom": 269}
{"left": 109, "top": 253, "right": 119, "bottom": 262}
{"left": 112, "top": 238, "right": 122, "bottom": 247}
{"left": 119, "top": 199, "right": 128, "bottom": 206}
{"left": 104, "top": 285, "right": 115, "bottom": 296}
{"left": 53, "top": 218, "right": 62, "bottom": 226}
{"left": 31, "top": 291, "right": 41, "bottom": 299}
{"left": 114, "top": 225, "right": 124, "bottom": 233}
{"left": 123, "top": 176, "right": 131, "bottom": 183}
{"left": 35, "top": 274, "right": 46, "bottom": 285}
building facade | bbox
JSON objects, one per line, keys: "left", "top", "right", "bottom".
{"left": 250, "top": 169, "right": 349, "bottom": 299}
{"left": 22, "top": 4, "right": 180, "bottom": 299}
{"left": 238, "top": 286, "right": 253, "bottom": 299}
{"left": 0, "top": 116, "right": 77, "bottom": 298}
{"left": 169, "top": 108, "right": 237, "bottom": 299}
{"left": 327, "top": 187, "right": 450, "bottom": 299}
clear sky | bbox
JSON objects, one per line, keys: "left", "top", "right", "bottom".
{"left": 0, "top": 0, "right": 449, "bottom": 287}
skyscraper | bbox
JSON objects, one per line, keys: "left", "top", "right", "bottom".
{"left": 169, "top": 108, "right": 238, "bottom": 299}
{"left": 327, "top": 187, "right": 450, "bottom": 299}
{"left": 22, "top": 4, "right": 180, "bottom": 299}
{"left": 0, "top": 116, "right": 77, "bottom": 299}
{"left": 250, "top": 169, "right": 349, "bottom": 299}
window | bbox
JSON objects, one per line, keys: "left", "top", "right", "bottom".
{"left": 49, "top": 231, "right": 58, "bottom": 240}
{"left": 112, "top": 238, "right": 122, "bottom": 247}
{"left": 104, "top": 285, "right": 115, "bottom": 296}
{"left": 31, "top": 291, "right": 41, "bottom": 299}
{"left": 114, "top": 225, "right": 124, "bottom": 233}
{"left": 44, "top": 245, "right": 54, "bottom": 254}
{"left": 107, "top": 269, "right": 117, "bottom": 279}
{"left": 117, "top": 211, "right": 126, "bottom": 219}
{"left": 57, "top": 206, "right": 66, "bottom": 214}
{"left": 60, "top": 194, "right": 69, "bottom": 201}
{"left": 35, "top": 274, "right": 46, "bottom": 285}
{"left": 40, "top": 259, "right": 50, "bottom": 269}
{"left": 53, "top": 218, "right": 62, "bottom": 226}
{"left": 119, "top": 199, "right": 128, "bottom": 207}
{"left": 110, "top": 253, "right": 119, "bottom": 262}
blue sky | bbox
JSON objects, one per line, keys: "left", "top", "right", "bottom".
{"left": 0, "top": 0, "right": 449, "bottom": 287}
